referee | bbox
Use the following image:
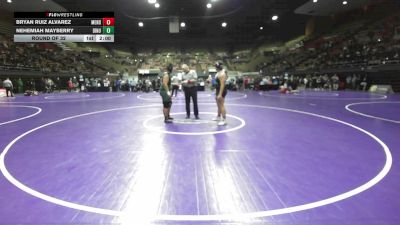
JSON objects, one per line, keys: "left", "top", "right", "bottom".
{"left": 181, "top": 64, "right": 199, "bottom": 119}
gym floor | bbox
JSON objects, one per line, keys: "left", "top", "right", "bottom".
{"left": 0, "top": 90, "right": 399, "bottom": 225}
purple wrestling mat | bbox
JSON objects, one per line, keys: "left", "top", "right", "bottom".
{"left": 0, "top": 90, "right": 399, "bottom": 225}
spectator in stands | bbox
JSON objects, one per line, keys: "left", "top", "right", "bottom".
{"left": 303, "top": 76, "right": 309, "bottom": 89}
{"left": 310, "top": 75, "right": 316, "bottom": 89}
{"left": 171, "top": 75, "right": 180, "bottom": 97}
{"left": 145, "top": 77, "right": 151, "bottom": 92}
{"left": 244, "top": 76, "right": 249, "bottom": 89}
{"left": 211, "top": 74, "right": 217, "bottom": 90}
{"left": 182, "top": 64, "right": 199, "bottom": 119}
{"left": 28, "top": 79, "right": 36, "bottom": 91}
{"left": 152, "top": 79, "right": 157, "bottom": 92}
{"left": 45, "top": 78, "right": 54, "bottom": 93}
{"left": 38, "top": 77, "right": 45, "bottom": 92}
{"left": 97, "top": 79, "right": 103, "bottom": 89}
{"left": 355, "top": 74, "right": 361, "bottom": 90}
{"left": 290, "top": 76, "right": 299, "bottom": 90}
{"left": 67, "top": 78, "right": 74, "bottom": 92}
{"left": 56, "top": 77, "right": 61, "bottom": 92}
{"left": 72, "top": 77, "right": 79, "bottom": 92}
{"left": 115, "top": 78, "right": 121, "bottom": 92}
{"left": 321, "top": 74, "right": 329, "bottom": 90}
{"left": 360, "top": 76, "right": 368, "bottom": 91}
{"left": 351, "top": 74, "right": 358, "bottom": 90}
{"left": 17, "top": 78, "right": 24, "bottom": 93}
{"left": 332, "top": 74, "right": 339, "bottom": 91}
{"left": 84, "top": 78, "right": 90, "bottom": 91}
{"left": 140, "top": 79, "right": 145, "bottom": 92}
{"left": 126, "top": 79, "right": 132, "bottom": 92}
{"left": 79, "top": 74, "right": 85, "bottom": 92}
{"left": 346, "top": 75, "right": 352, "bottom": 89}
{"left": 132, "top": 78, "right": 137, "bottom": 92}
{"left": 206, "top": 74, "right": 212, "bottom": 90}
{"left": 3, "top": 77, "right": 14, "bottom": 97}
{"left": 103, "top": 77, "right": 111, "bottom": 92}
{"left": 90, "top": 78, "right": 97, "bottom": 90}
{"left": 316, "top": 75, "right": 322, "bottom": 90}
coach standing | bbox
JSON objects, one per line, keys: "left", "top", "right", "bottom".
{"left": 181, "top": 64, "right": 199, "bottom": 119}
{"left": 3, "top": 77, "right": 14, "bottom": 97}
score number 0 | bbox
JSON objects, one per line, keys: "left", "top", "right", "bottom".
{"left": 102, "top": 18, "right": 115, "bottom": 35}
{"left": 103, "top": 18, "right": 115, "bottom": 26}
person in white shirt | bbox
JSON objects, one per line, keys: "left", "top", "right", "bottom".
{"left": 3, "top": 78, "right": 14, "bottom": 97}
{"left": 103, "top": 78, "right": 111, "bottom": 92}
{"left": 181, "top": 64, "right": 199, "bottom": 119}
{"left": 171, "top": 75, "right": 180, "bottom": 97}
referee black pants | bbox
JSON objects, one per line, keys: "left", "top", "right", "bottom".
{"left": 183, "top": 86, "right": 199, "bottom": 117}
{"left": 5, "top": 87, "right": 14, "bottom": 97}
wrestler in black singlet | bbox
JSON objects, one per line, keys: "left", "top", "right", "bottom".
{"left": 216, "top": 70, "right": 228, "bottom": 98}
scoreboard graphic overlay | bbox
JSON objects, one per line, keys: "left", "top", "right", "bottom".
{"left": 14, "top": 12, "right": 114, "bottom": 42}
